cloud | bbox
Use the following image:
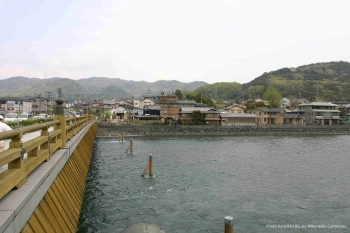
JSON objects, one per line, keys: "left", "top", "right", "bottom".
{"left": 1, "top": 0, "right": 350, "bottom": 84}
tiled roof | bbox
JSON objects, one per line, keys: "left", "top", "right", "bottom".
{"left": 220, "top": 113, "right": 257, "bottom": 118}
{"left": 176, "top": 100, "right": 196, "bottom": 104}
{"left": 281, "top": 113, "right": 301, "bottom": 119}
{"left": 297, "top": 102, "right": 338, "bottom": 107}
{"left": 256, "top": 108, "right": 283, "bottom": 113}
{"left": 144, "top": 105, "right": 161, "bottom": 110}
{"left": 0, "top": 96, "right": 28, "bottom": 101}
{"left": 180, "top": 107, "right": 215, "bottom": 112}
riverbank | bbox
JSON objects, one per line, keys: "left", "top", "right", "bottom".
{"left": 97, "top": 122, "right": 350, "bottom": 137}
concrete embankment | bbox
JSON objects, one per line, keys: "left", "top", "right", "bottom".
{"left": 97, "top": 123, "right": 350, "bottom": 137}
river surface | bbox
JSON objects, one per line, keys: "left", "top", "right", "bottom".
{"left": 77, "top": 135, "right": 349, "bottom": 233}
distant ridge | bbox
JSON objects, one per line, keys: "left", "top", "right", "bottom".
{"left": 0, "top": 76, "right": 207, "bottom": 100}
{"left": 1, "top": 61, "right": 349, "bottom": 102}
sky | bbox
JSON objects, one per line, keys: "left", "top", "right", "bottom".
{"left": 0, "top": 0, "right": 349, "bottom": 84}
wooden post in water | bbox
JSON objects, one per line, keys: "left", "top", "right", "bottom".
{"left": 224, "top": 216, "right": 233, "bottom": 233}
{"left": 141, "top": 163, "right": 150, "bottom": 177}
{"left": 149, "top": 154, "right": 153, "bottom": 177}
{"left": 126, "top": 139, "right": 133, "bottom": 153}
{"left": 119, "top": 132, "right": 124, "bottom": 142}
{"left": 141, "top": 154, "right": 153, "bottom": 177}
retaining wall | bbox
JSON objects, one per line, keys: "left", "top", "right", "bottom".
{"left": 97, "top": 123, "right": 350, "bottom": 137}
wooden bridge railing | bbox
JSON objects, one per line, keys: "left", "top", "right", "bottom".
{"left": 0, "top": 115, "right": 95, "bottom": 199}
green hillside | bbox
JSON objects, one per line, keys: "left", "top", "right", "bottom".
{"left": 1, "top": 61, "right": 349, "bottom": 102}
{"left": 193, "top": 61, "right": 350, "bottom": 102}
{"left": 0, "top": 76, "right": 207, "bottom": 100}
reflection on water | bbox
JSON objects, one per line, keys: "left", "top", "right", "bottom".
{"left": 77, "top": 135, "right": 350, "bottom": 233}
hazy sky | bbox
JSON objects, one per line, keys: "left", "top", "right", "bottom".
{"left": 1, "top": 0, "right": 349, "bottom": 84}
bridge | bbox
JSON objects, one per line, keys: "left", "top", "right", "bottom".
{"left": 0, "top": 99, "right": 98, "bottom": 233}
{"left": 0, "top": 100, "right": 235, "bottom": 233}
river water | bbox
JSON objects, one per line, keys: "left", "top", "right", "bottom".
{"left": 77, "top": 135, "right": 349, "bottom": 233}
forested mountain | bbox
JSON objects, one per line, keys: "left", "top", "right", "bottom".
{"left": 0, "top": 77, "right": 207, "bottom": 101}
{"left": 1, "top": 61, "right": 349, "bottom": 102}
{"left": 192, "top": 61, "right": 350, "bottom": 102}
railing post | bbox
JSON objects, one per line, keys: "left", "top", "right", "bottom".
{"left": 41, "top": 123, "right": 51, "bottom": 161}
{"left": 8, "top": 130, "right": 27, "bottom": 188}
{"left": 8, "top": 130, "right": 23, "bottom": 169}
{"left": 54, "top": 98, "right": 67, "bottom": 147}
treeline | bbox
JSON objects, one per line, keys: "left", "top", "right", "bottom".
{"left": 180, "top": 61, "right": 350, "bottom": 106}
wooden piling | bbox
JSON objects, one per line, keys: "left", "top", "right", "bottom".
{"left": 141, "top": 163, "right": 150, "bottom": 177}
{"left": 149, "top": 154, "right": 153, "bottom": 177}
{"left": 141, "top": 154, "right": 153, "bottom": 177}
{"left": 224, "top": 216, "right": 233, "bottom": 233}
{"left": 126, "top": 139, "right": 133, "bottom": 153}
{"left": 119, "top": 132, "right": 124, "bottom": 142}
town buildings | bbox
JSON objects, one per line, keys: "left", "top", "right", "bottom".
{"left": 0, "top": 97, "right": 32, "bottom": 116}
{"left": 295, "top": 102, "right": 340, "bottom": 125}
{"left": 29, "top": 96, "right": 49, "bottom": 115}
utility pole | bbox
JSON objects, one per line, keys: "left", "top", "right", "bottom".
{"left": 77, "top": 94, "right": 91, "bottom": 115}
{"left": 46, "top": 91, "right": 52, "bottom": 114}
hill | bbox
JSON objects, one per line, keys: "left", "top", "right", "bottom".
{"left": 1, "top": 61, "right": 349, "bottom": 102}
{"left": 193, "top": 61, "right": 350, "bottom": 102}
{"left": 0, "top": 77, "right": 207, "bottom": 101}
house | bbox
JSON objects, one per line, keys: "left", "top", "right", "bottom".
{"left": 295, "top": 102, "right": 340, "bottom": 125}
{"left": 224, "top": 104, "right": 245, "bottom": 114}
{"left": 143, "top": 105, "right": 161, "bottom": 116}
{"left": 134, "top": 105, "right": 162, "bottom": 121}
{"left": 118, "top": 99, "right": 132, "bottom": 108}
{"left": 249, "top": 107, "right": 307, "bottom": 125}
{"left": 159, "top": 99, "right": 196, "bottom": 119}
{"left": 143, "top": 95, "right": 157, "bottom": 103}
{"left": 220, "top": 113, "right": 257, "bottom": 125}
{"left": 29, "top": 96, "right": 49, "bottom": 115}
{"left": 194, "top": 103, "right": 207, "bottom": 107}
{"left": 249, "top": 108, "right": 285, "bottom": 125}
{"left": 103, "top": 100, "right": 116, "bottom": 109}
{"left": 158, "top": 92, "right": 178, "bottom": 102}
{"left": 279, "top": 112, "right": 305, "bottom": 125}
{"left": 90, "top": 100, "right": 103, "bottom": 114}
{"left": 110, "top": 106, "right": 125, "bottom": 120}
{"left": 142, "top": 99, "right": 155, "bottom": 106}
{"left": 178, "top": 107, "right": 221, "bottom": 125}
{"left": 281, "top": 97, "right": 291, "bottom": 107}
{"left": 0, "top": 96, "right": 32, "bottom": 115}
{"left": 133, "top": 99, "right": 142, "bottom": 108}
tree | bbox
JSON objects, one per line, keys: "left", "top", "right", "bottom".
{"left": 263, "top": 85, "right": 283, "bottom": 108}
{"left": 247, "top": 85, "right": 265, "bottom": 99}
{"left": 175, "top": 89, "right": 183, "bottom": 100}
{"left": 185, "top": 92, "right": 215, "bottom": 107}
{"left": 245, "top": 100, "right": 255, "bottom": 112}
{"left": 192, "top": 110, "right": 204, "bottom": 125}
{"left": 104, "top": 110, "right": 110, "bottom": 121}
{"left": 255, "top": 101, "right": 266, "bottom": 108}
